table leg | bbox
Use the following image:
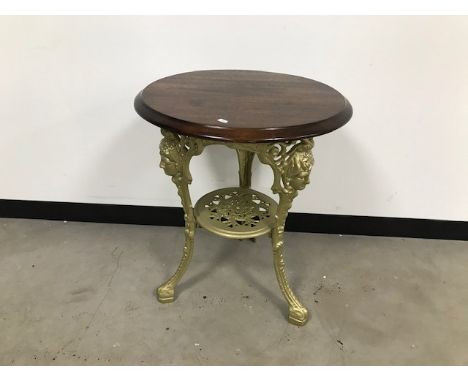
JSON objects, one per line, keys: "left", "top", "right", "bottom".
{"left": 256, "top": 138, "right": 315, "bottom": 325}
{"left": 271, "top": 193, "right": 309, "bottom": 325}
{"left": 156, "top": 129, "right": 207, "bottom": 303}
{"left": 236, "top": 149, "right": 255, "bottom": 188}
{"left": 236, "top": 149, "right": 256, "bottom": 242}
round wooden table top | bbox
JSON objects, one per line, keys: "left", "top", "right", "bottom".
{"left": 134, "top": 70, "right": 352, "bottom": 143}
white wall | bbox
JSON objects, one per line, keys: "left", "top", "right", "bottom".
{"left": 0, "top": 16, "right": 467, "bottom": 221}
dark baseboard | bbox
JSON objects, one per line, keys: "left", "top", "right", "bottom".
{"left": 0, "top": 199, "right": 466, "bottom": 241}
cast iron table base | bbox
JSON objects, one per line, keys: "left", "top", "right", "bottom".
{"left": 157, "top": 129, "right": 314, "bottom": 325}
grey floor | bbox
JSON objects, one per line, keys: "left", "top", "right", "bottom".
{"left": 0, "top": 218, "right": 467, "bottom": 365}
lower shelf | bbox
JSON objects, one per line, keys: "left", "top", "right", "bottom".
{"left": 194, "top": 187, "right": 278, "bottom": 239}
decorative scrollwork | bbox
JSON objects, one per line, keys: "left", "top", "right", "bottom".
{"left": 159, "top": 129, "right": 208, "bottom": 189}
{"left": 225, "top": 139, "right": 314, "bottom": 197}
{"left": 257, "top": 139, "right": 314, "bottom": 195}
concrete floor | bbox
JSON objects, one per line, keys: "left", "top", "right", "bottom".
{"left": 0, "top": 218, "right": 467, "bottom": 365}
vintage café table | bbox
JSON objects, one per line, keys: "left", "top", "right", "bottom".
{"left": 134, "top": 70, "right": 352, "bottom": 326}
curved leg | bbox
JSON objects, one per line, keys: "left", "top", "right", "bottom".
{"left": 156, "top": 129, "right": 207, "bottom": 303}
{"left": 156, "top": 182, "right": 195, "bottom": 303}
{"left": 257, "top": 138, "right": 314, "bottom": 325}
{"left": 271, "top": 194, "right": 308, "bottom": 325}
{"left": 236, "top": 149, "right": 254, "bottom": 188}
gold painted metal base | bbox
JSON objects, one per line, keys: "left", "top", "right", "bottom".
{"left": 156, "top": 128, "right": 314, "bottom": 327}
{"left": 194, "top": 187, "right": 278, "bottom": 239}
{"left": 156, "top": 285, "right": 175, "bottom": 303}
{"left": 289, "top": 307, "right": 309, "bottom": 326}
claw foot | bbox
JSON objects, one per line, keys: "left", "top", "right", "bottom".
{"left": 288, "top": 306, "right": 309, "bottom": 326}
{"left": 156, "top": 284, "right": 175, "bottom": 303}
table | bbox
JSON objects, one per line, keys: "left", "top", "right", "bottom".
{"left": 134, "top": 70, "right": 352, "bottom": 326}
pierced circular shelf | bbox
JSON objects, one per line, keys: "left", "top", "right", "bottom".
{"left": 194, "top": 187, "right": 278, "bottom": 239}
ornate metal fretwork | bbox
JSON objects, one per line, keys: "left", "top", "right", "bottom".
{"left": 194, "top": 187, "right": 277, "bottom": 239}
{"left": 156, "top": 128, "right": 314, "bottom": 326}
{"left": 206, "top": 189, "right": 271, "bottom": 228}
